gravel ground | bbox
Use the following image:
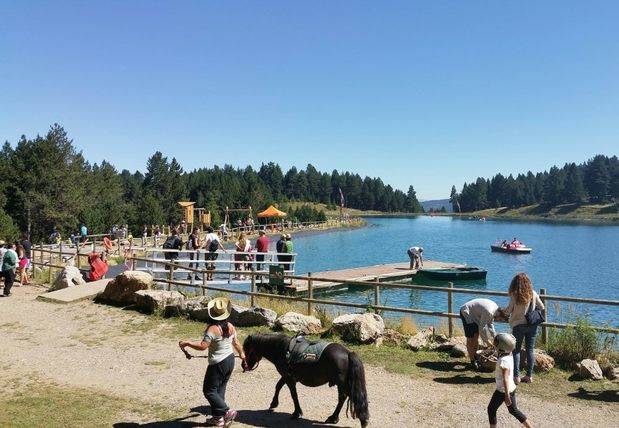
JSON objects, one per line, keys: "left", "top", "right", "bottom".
{"left": 1, "top": 286, "right": 616, "bottom": 427}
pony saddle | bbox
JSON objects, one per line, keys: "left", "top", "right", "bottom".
{"left": 286, "top": 335, "right": 330, "bottom": 366}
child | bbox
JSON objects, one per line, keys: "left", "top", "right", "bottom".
{"left": 487, "top": 333, "right": 532, "bottom": 428}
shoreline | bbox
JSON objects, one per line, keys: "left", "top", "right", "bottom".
{"left": 435, "top": 212, "right": 619, "bottom": 226}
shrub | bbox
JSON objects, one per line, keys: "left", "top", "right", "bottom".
{"left": 546, "top": 317, "right": 607, "bottom": 368}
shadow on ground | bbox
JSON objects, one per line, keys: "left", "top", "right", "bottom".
{"left": 114, "top": 406, "right": 341, "bottom": 428}
{"left": 567, "top": 387, "right": 618, "bottom": 403}
{"left": 416, "top": 361, "right": 494, "bottom": 385}
{"left": 416, "top": 361, "right": 468, "bottom": 372}
{"left": 432, "top": 375, "right": 494, "bottom": 385}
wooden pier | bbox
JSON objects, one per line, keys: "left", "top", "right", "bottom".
{"left": 290, "top": 259, "right": 463, "bottom": 294}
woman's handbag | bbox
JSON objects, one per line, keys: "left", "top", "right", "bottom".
{"left": 525, "top": 294, "right": 545, "bottom": 326}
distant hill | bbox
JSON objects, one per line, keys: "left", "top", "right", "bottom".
{"left": 421, "top": 199, "right": 452, "bottom": 213}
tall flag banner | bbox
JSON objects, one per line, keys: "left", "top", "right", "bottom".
{"left": 339, "top": 188, "right": 345, "bottom": 208}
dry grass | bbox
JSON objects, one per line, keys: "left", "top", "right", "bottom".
{"left": 0, "top": 380, "right": 179, "bottom": 427}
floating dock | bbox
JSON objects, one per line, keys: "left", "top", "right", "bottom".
{"left": 290, "top": 260, "right": 463, "bottom": 294}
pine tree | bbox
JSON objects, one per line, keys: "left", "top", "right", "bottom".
{"left": 449, "top": 185, "right": 461, "bottom": 212}
{"left": 561, "top": 163, "right": 586, "bottom": 203}
{"left": 585, "top": 155, "right": 611, "bottom": 202}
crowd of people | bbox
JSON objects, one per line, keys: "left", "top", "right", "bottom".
{"left": 162, "top": 226, "right": 296, "bottom": 283}
{"left": 459, "top": 272, "right": 543, "bottom": 427}
{"left": 0, "top": 233, "right": 32, "bottom": 297}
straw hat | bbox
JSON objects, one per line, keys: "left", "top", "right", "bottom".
{"left": 207, "top": 297, "right": 232, "bottom": 321}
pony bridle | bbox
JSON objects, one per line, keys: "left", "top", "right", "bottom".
{"left": 242, "top": 348, "right": 261, "bottom": 372}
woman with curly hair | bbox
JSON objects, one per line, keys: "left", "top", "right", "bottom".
{"left": 502, "top": 273, "right": 545, "bottom": 384}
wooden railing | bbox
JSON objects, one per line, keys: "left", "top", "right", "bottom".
{"left": 126, "top": 256, "right": 619, "bottom": 338}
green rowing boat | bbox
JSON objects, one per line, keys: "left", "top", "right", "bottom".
{"left": 417, "top": 266, "right": 487, "bottom": 280}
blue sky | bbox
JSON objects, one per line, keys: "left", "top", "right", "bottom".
{"left": 1, "top": 1, "right": 618, "bottom": 199}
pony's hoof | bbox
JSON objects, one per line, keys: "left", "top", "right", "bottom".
{"left": 268, "top": 406, "right": 277, "bottom": 412}
{"left": 325, "top": 416, "right": 339, "bottom": 424}
{"left": 291, "top": 412, "right": 302, "bottom": 419}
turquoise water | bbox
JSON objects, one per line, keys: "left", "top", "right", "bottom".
{"left": 291, "top": 216, "right": 619, "bottom": 327}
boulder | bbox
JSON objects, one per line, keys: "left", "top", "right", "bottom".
{"left": 97, "top": 270, "right": 153, "bottom": 305}
{"left": 331, "top": 313, "right": 385, "bottom": 344}
{"left": 603, "top": 366, "right": 618, "bottom": 381}
{"left": 450, "top": 343, "right": 468, "bottom": 358}
{"left": 407, "top": 326, "right": 435, "bottom": 351}
{"left": 382, "top": 329, "right": 407, "bottom": 346}
{"left": 230, "top": 304, "right": 277, "bottom": 327}
{"left": 50, "top": 266, "right": 86, "bottom": 291}
{"left": 183, "top": 296, "right": 212, "bottom": 321}
{"left": 275, "top": 312, "right": 322, "bottom": 334}
{"left": 519, "top": 349, "right": 555, "bottom": 372}
{"left": 576, "top": 359, "right": 604, "bottom": 380}
{"left": 431, "top": 336, "right": 467, "bottom": 352}
{"left": 135, "top": 290, "right": 185, "bottom": 316}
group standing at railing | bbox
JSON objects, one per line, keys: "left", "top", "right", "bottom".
{"left": 155, "top": 226, "right": 296, "bottom": 282}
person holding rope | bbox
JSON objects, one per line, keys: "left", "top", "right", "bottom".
{"left": 179, "top": 297, "right": 245, "bottom": 427}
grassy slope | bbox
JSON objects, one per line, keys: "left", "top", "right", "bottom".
{"left": 284, "top": 201, "right": 419, "bottom": 217}
{"left": 443, "top": 203, "right": 618, "bottom": 224}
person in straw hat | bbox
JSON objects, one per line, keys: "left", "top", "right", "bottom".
{"left": 179, "top": 297, "right": 245, "bottom": 427}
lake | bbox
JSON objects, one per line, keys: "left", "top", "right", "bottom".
{"left": 291, "top": 216, "right": 619, "bottom": 328}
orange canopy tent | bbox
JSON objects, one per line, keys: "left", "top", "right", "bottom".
{"left": 257, "top": 205, "right": 287, "bottom": 218}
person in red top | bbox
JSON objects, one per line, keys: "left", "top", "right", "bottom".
{"left": 255, "top": 229, "right": 270, "bottom": 273}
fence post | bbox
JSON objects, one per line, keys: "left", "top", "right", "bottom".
{"left": 167, "top": 262, "right": 174, "bottom": 291}
{"left": 39, "top": 243, "right": 44, "bottom": 276}
{"left": 374, "top": 276, "right": 381, "bottom": 314}
{"left": 76, "top": 247, "right": 81, "bottom": 269}
{"left": 131, "top": 251, "right": 136, "bottom": 271}
{"left": 202, "top": 271, "right": 208, "bottom": 297}
{"left": 448, "top": 282, "right": 454, "bottom": 337}
{"left": 307, "top": 272, "right": 313, "bottom": 315}
{"left": 58, "top": 243, "right": 63, "bottom": 266}
{"left": 250, "top": 274, "right": 256, "bottom": 307}
{"left": 540, "top": 287, "right": 548, "bottom": 344}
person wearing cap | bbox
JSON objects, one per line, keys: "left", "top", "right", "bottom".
{"left": 254, "top": 229, "right": 269, "bottom": 273}
{"left": 179, "top": 297, "right": 245, "bottom": 427}
{"left": 459, "top": 298, "right": 505, "bottom": 370}
{"left": 275, "top": 234, "right": 286, "bottom": 265}
{"left": 283, "top": 234, "right": 294, "bottom": 273}
{"left": 487, "top": 333, "right": 532, "bottom": 428}
{"left": 407, "top": 246, "right": 424, "bottom": 269}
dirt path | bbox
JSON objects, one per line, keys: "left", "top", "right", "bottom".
{"left": 1, "top": 287, "right": 616, "bottom": 427}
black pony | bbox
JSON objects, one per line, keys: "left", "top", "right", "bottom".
{"left": 242, "top": 334, "right": 369, "bottom": 427}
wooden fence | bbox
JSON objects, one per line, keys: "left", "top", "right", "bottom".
{"left": 127, "top": 256, "right": 619, "bottom": 339}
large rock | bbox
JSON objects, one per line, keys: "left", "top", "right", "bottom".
{"left": 183, "top": 296, "right": 212, "bottom": 321}
{"left": 50, "top": 266, "right": 86, "bottom": 291}
{"left": 576, "top": 359, "right": 604, "bottom": 380}
{"left": 603, "top": 366, "right": 618, "bottom": 381}
{"left": 97, "top": 270, "right": 153, "bottom": 305}
{"left": 382, "top": 328, "right": 407, "bottom": 347}
{"left": 407, "top": 326, "right": 435, "bottom": 351}
{"left": 135, "top": 290, "right": 185, "bottom": 316}
{"left": 519, "top": 349, "right": 555, "bottom": 372}
{"left": 230, "top": 304, "right": 277, "bottom": 327}
{"left": 275, "top": 312, "right": 322, "bottom": 334}
{"left": 331, "top": 313, "right": 385, "bottom": 344}
{"left": 431, "top": 336, "right": 467, "bottom": 352}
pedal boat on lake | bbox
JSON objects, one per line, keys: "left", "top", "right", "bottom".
{"left": 491, "top": 242, "right": 532, "bottom": 254}
{"left": 417, "top": 266, "right": 487, "bottom": 280}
